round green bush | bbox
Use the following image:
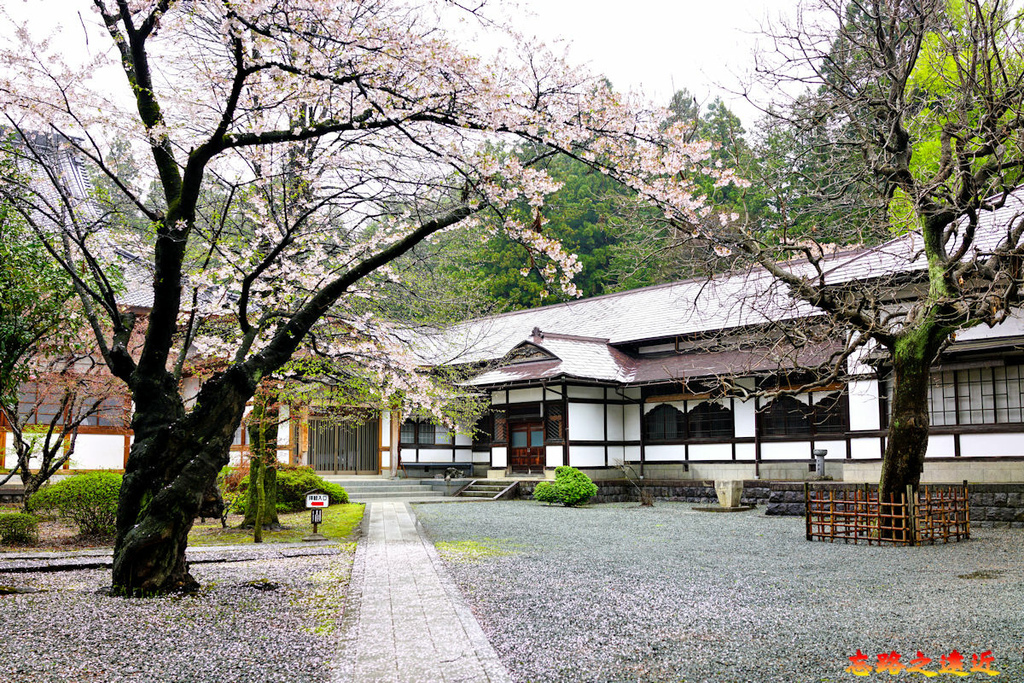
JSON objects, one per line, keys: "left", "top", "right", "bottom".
{"left": 532, "top": 466, "right": 598, "bottom": 507}
{"left": 0, "top": 512, "right": 39, "bottom": 545}
{"left": 28, "top": 472, "right": 122, "bottom": 536}
{"left": 230, "top": 465, "right": 348, "bottom": 514}
{"left": 532, "top": 481, "right": 560, "bottom": 504}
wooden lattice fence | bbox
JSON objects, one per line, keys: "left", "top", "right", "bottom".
{"left": 805, "top": 483, "right": 970, "bottom": 546}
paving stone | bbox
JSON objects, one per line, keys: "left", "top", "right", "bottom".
{"left": 335, "top": 501, "right": 511, "bottom": 683}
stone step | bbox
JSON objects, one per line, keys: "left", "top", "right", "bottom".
{"left": 349, "top": 490, "right": 446, "bottom": 500}
{"left": 460, "top": 491, "right": 499, "bottom": 498}
{"left": 343, "top": 485, "right": 436, "bottom": 494}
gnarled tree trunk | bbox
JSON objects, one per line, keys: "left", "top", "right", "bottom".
{"left": 111, "top": 370, "right": 253, "bottom": 596}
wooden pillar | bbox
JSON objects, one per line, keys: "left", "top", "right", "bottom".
{"left": 390, "top": 409, "right": 401, "bottom": 477}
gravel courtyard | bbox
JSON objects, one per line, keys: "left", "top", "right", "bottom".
{"left": 0, "top": 548, "right": 354, "bottom": 683}
{"left": 415, "top": 501, "right": 1024, "bottom": 683}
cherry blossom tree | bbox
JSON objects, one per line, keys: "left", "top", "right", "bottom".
{"left": 0, "top": 0, "right": 737, "bottom": 594}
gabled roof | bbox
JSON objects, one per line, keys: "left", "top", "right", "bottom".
{"left": 437, "top": 188, "right": 1024, "bottom": 386}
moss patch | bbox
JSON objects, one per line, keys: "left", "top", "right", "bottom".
{"left": 188, "top": 504, "right": 364, "bottom": 546}
{"left": 435, "top": 538, "right": 522, "bottom": 563}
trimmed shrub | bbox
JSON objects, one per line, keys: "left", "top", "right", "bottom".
{"left": 532, "top": 466, "right": 598, "bottom": 507}
{"left": 28, "top": 472, "right": 122, "bottom": 536}
{"left": 229, "top": 465, "right": 348, "bottom": 514}
{"left": 532, "top": 481, "right": 560, "bottom": 504}
{"left": 0, "top": 513, "right": 39, "bottom": 545}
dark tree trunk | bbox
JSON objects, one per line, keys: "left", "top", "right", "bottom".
{"left": 111, "top": 370, "right": 253, "bottom": 596}
{"left": 878, "top": 324, "right": 947, "bottom": 539}
{"left": 879, "top": 326, "right": 946, "bottom": 499}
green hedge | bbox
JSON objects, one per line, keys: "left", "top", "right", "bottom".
{"left": 0, "top": 513, "right": 39, "bottom": 545}
{"left": 532, "top": 466, "right": 598, "bottom": 507}
{"left": 230, "top": 465, "right": 348, "bottom": 514}
{"left": 28, "top": 472, "right": 122, "bottom": 536}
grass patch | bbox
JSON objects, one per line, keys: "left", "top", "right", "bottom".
{"left": 435, "top": 538, "right": 521, "bottom": 563}
{"left": 188, "top": 504, "right": 365, "bottom": 546}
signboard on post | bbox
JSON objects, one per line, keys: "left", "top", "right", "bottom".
{"left": 306, "top": 493, "right": 330, "bottom": 508}
{"left": 303, "top": 489, "right": 329, "bottom": 542}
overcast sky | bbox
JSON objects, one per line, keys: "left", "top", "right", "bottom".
{"left": 516, "top": 0, "right": 797, "bottom": 124}
{"left": 4, "top": 0, "right": 797, "bottom": 125}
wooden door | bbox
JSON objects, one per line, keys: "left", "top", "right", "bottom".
{"left": 509, "top": 422, "right": 545, "bottom": 473}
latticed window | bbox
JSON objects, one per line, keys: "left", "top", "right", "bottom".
{"left": 399, "top": 420, "right": 439, "bottom": 445}
{"left": 687, "top": 401, "right": 734, "bottom": 439}
{"left": 545, "top": 403, "right": 564, "bottom": 442}
{"left": 761, "top": 395, "right": 810, "bottom": 436}
{"left": 472, "top": 413, "right": 493, "bottom": 447}
{"left": 922, "top": 363, "right": 1024, "bottom": 427}
{"left": 811, "top": 392, "right": 848, "bottom": 434}
{"left": 761, "top": 392, "right": 848, "bottom": 436}
{"left": 492, "top": 409, "right": 508, "bottom": 443}
{"left": 644, "top": 403, "right": 685, "bottom": 441}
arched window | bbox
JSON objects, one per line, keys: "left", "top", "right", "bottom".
{"left": 761, "top": 395, "right": 810, "bottom": 436}
{"left": 687, "top": 401, "right": 734, "bottom": 439}
{"left": 644, "top": 403, "right": 685, "bottom": 441}
{"left": 811, "top": 392, "right": 848, "bottom": 434}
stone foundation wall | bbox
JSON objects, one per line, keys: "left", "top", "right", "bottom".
{"left": 518, "top": 479, "right": 771, "bottom": 506}
{"left": 0, "top": 486, "right": 25, "bottom": 505}
{"left": 764, "top": 482, "right": 1024, "bottom": 528}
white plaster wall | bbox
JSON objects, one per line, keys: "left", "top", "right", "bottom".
{"left": 760, "top": 441, "right": 812, "bottom": 460}
{"left": 644, "top": 444, "right": 685, "bottom": 462}
{"left": 545, "top": 388, "right": 562, "bottom": 400}
{"left": 623, "top": 445, "right": 641, "bottom": 462}
{"left": 813, "top": 439, "right": 848, "bottom": 459}
{"left": 568, "top": 403, "right": 604, "bottom": 440}
{"left": 735, "top": 442, "right": 756, "bottom": 460}
{"left": 545, "top": 445, "right": 564, "bottom": 468}
{"left": 568, "top": 386, "right": 605, "bottom": 400}
{"left": 926, "top": 435, "right": 956, "bottom": 458}
{"left": 381, "top": 411, "right": 391, "bottom": 448}
{"left": 624, "top": 405, "right": 641, "bottom": 441}
{"left": 687, "top": 443, "right": 732, "bottom": 461}
{"left": 622, "top": 387, "right": 642, "bottom": 400}
{"left": 956, "top": 310, "right": 1024, "bottom": 341}
{"left": 959, "top": 433, "right": 1024, "bottom": 458}
{"left": 607, "top": 445, "right": 624, "bottom": 465}
{"left": 509, "top": 387, "right": 544, "bottom": 403}
{"left": 181, "top": 377, "right": 201, "bottom": 409}
{"left": 492, "top": 446, "right": 507, "bottom": 468}
{"left": 427, "top": 448, "right": 455, "bottom": 461}
{"left": 381, "top": 448, "right": 391, "bottom": 468}
{"left": 472, "top": 449, "right": 490, "bottom": 464}
{"left": 734, "top": 399, "right": 756, "bottom": 438}
{"left": 71, "top": 435, "right": 124, "bottom": 469}
{"left": 606, "top": 404, "right": 624, "bottom": 441}
{"left": 570, "top": 445, "right": 604, "bottom": 467}
{"left": 491, "top": 391, "right": 506, "bottom": 405}
{"left": 276, "top": 405, "right": 290, "bottom": 446}
{"left": 454, "top": 448, "right": 473, "bottom": 463}
{"left": 455, "top": 433, "right": 472, "bottom": 447}
{"left": 848, "top": 380, "right": 881, "bottom": 431}
{"left": 850, "top": 437, "right": 883, "bottom": 460}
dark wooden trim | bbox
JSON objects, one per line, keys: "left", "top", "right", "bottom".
{"left": 954, "top": 433, "right": 962, "bottom": 458}
{"left": 568, "top": 439, "right": 642, "bottom": 447}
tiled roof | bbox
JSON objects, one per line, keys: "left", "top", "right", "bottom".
{"left": 441, "top": 189, "right": 1024, "bottom": 385}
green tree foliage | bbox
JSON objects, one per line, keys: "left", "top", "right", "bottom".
{"left": 0, "top": 148, "right": 78, "bottom": 407}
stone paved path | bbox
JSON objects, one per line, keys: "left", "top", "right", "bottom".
{"left": 334, "top": 501, "right": 511, "bottom": 683}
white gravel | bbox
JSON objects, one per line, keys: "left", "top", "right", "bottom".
{"left": 415, "top": 501, "right": 1024, "bottom": 683}
{"left": 0, "top": 548, "right": 354, "bottom": 682}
